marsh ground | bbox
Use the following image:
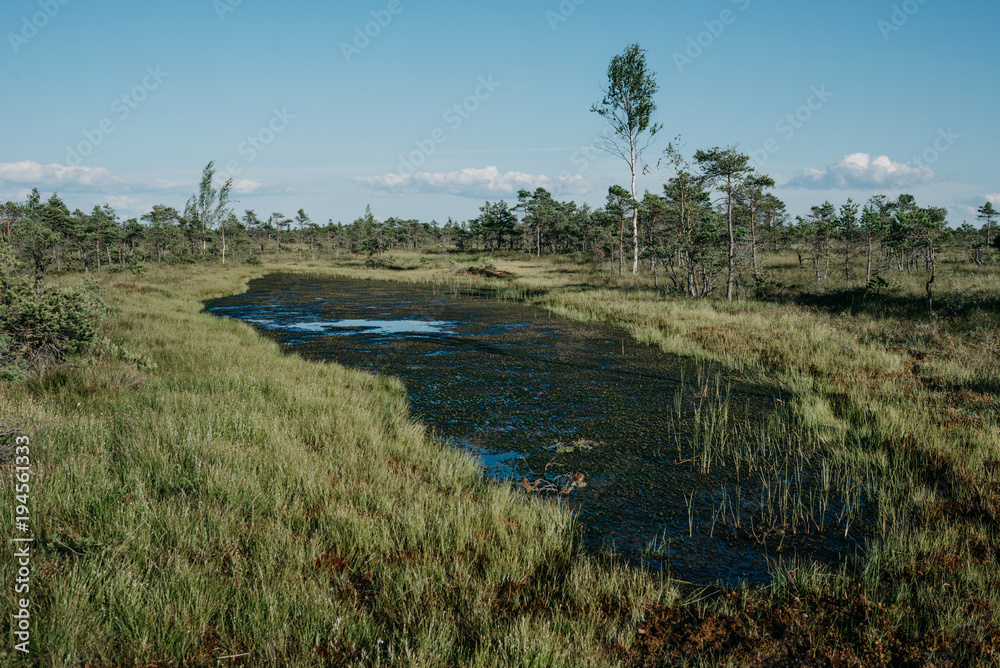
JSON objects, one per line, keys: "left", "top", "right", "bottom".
{"left": 2, "top": 249, "right": 999, "bottom": 666}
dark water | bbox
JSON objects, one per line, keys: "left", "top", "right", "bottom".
{"left": 206, "top": 275, "right": 860, "bottom": 585}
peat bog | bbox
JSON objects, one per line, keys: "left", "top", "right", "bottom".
{"left": 207, "top": 274, "right": 868, "bottom": 585}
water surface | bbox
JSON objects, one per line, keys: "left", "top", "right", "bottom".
{"left": 206, "top": 275, "right": 860, "bottom": 585}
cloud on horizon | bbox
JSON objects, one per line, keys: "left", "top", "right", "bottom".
{"left": 785, "top": 153, "right": 934, "bottom": 190}
{"left": 355, "top": 166, "right": 587, "bottom": 199}
{"left": 229, "top": 178, "right": 266, "bottom": 195}
{"left": 0, "top": 161, "right": 283, "bottom": 199}
{"left": 0, "top": 161, "right": 117, "bottom": 191}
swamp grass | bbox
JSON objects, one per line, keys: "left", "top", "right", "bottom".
{"left": 2, "top": 249, "right": 999, "bottom": 665}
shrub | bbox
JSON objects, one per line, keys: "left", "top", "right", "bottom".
{"left": 0, "top": 278, "right": 108, "bottom": 379}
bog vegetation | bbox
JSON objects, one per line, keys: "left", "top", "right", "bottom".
{"left": 2, "top": 163, "right": 999, "bottom": 665}
{"left": 2, "top": 45, "right": 999, "bottom": 667}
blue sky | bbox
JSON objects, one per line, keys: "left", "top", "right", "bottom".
{"left": 1, "top": 0, "right": 997, "bottom": 226}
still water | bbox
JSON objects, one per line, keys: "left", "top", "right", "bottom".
{"left": 207, "top": 275, "right": 859, "bottom": 585}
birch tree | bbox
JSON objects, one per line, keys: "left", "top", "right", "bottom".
{"left": 187, "top": 161, "right": 234, "bottom": 263}
{"left": 591, "top": 43, "right": 661, "bottom": 276}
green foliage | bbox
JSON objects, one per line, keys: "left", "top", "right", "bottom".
{"left": 12, "top": 216, "right": 62, "bottom": 276}
{"left": 0, "top": 239, "right": 24, "bottom": 278}
{"left": 0, "top": 159, "right": 976, "bottom": 310}
{"left": 364, "top": 253, "right": 401, "bottom": 269}
{"left": 865, "top": 274, "right": 892, "bottom": 296}
{"left": 476, "top": 200, "right": 517, "bottom": 250}
{"left": 591, "top": 43, "right": 661, "bottom": 145}
{"left": 748, "top": 271, "right": 784, "bottom": 299}
{"left": 0, "top": 277, "right": 108, "bottom": 378}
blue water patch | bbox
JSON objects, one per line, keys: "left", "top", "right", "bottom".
{"left": 287, "top": 319, "right": 454, "bottom": 335}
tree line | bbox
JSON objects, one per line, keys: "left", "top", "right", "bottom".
{"left": 2, "top": 36, "right": 997, "bottom": 308}
{"left": 2, "top": 158, "right": 997, "bottom": 304}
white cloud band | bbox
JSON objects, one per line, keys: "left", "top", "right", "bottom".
{"left": 0, "top": 161, "right": 115, "bottom": 190}
{"left": 356, "top": 166, "right": 586, "bottom": 198}
{"left": 786, "top": 153, "right": 934, "bottom": 190}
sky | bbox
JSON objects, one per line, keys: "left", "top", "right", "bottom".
{"left": 1, "top": 0, "right": 997, "bottom": 226}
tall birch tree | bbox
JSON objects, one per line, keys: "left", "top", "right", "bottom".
{"left": 591, "top": 43, "right": 661, "bottom": 276}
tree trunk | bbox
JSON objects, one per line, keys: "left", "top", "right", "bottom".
{"left": 631, "top": 142, "right": 639, "bottom": 276}
{"left": 845, "top": 236, "right": 851, "bottom": 283}
{"left": 619, "top": 214, "right": 625, "bottom": 278}
{"left": 726, "top": 176, "right": 735, "bottom": 301}
{"left": 866, "top": 235, "right": 873, "bottom": 287}
{"left": 926, "top": 241, "right": 936, "bottom": 311}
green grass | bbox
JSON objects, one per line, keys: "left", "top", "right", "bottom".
{"left": 1, "top": 265, "right": 665, "bottom": 666}
{"left": 3, "top": 249, "right": 1000, "bottom": 665}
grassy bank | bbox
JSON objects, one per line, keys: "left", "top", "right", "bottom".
{"left": 1, "top": 264, "right": 666, "bottom": 666}
{"left": 3, "top": 252, "right": 999, "bottom": 665}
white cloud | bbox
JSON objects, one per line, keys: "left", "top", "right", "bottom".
{"left": 0, "top": 163, "right": 281, "bottom": 202}
{"left": 785, "top": 153, "right": 934, "bottom": 190}
{"left": 229, "top": 179, "right": 264, "bottom": 195}
{"left": 0, "top": 161, "right": 116, "bottom": 190}
{"left": 986, "top": 193, "right": 1000, "bottom": 205}
{"left": 356, "top": 166, "right": 587, "bottom": 199}
{"left": 104, "top": 196, "right": 145, "bottom": 212}
{"left": 148, "top": 178, "right": 194, "bottom": 192}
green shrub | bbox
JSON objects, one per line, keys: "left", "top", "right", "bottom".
{"left": 0, "top": 278, "right": 108, "bottom": 379}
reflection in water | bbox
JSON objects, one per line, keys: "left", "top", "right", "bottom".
{"left": 206, "top": 275, "right": 861, "bottom": 586}
{"left": 288, "top": 319, "right": 455, "bottom": 335}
